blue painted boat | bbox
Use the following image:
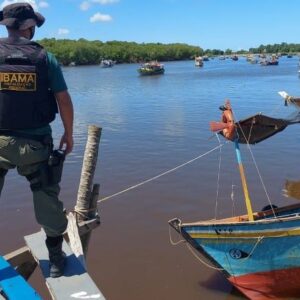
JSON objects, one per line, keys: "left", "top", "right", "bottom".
{"left": 169, "top": 100, "right": 300, "bottom": 299}
{"left": 0, "top": 256, "right": 41, "bottom": 299}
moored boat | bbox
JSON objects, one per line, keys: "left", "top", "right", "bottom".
{"left": 260, "top": 55, "right": 279, "bottom": 66}
{"left": 138, "top": 61, "right": 165, "bottom": 75}
{"left": 100, "top": 59, "right": 115, "bottom": 68}
{"left": 169, "top": 100, "right": 300, "bottom": 299}
{"left": 194, "top": 56, "right": 203, "bottom": 67}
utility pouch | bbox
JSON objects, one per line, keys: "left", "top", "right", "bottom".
{"left": 48, "top": 149, "right": 66, "bottom": 184}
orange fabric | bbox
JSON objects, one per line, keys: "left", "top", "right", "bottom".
{"left": 222, "top": 109, "right": 235, "bottom": 139}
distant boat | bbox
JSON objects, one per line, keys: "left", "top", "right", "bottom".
{"left": 219, "top": 55, "right": 225, "bottom": 60}
{"left": 203, "top": 55, "right": 209, "bottom": 61}
{"left": 100, "top": 59, "right": 115, "bottom": 68}
{"left": 194, "top": 56, "right": 203, "bottom": 67}
{"left": 231, "top": 55, "right": 238, "bottom": 61}
{"left": 260, "top": 56, "right": 279, "bottom": 66}
{"left": 247, "top": 55, "right": 258, "bottom": 64}
{"left": 138, "top": 61, "right": 165, "bottom": 76}
{"left": 260, "top": 59, "right": 279, "bottom": 66}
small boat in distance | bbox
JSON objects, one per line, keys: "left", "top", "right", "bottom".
{"left": 194, "top": 56, "right": 203, "bottom": 67}
{"left": 169, "top": 99, "right": 300, "bottom": 299}
{"left": 100, "top": 59, "right": 115, "bottom": 68}
{"left": 231, "top": 54, "right": 238, "bottom": 61}
{"left": 138, "top": 61, "right": 165, "bottom": 76}
{"left": 260, "top": 56, "right": 279, "bottom": 66}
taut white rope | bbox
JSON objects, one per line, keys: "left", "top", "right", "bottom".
{"left": 98, "top": 143, "right": 226, "bottom": 203}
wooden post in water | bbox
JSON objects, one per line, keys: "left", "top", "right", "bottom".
{"left": 75, "top": 125, "right": 102, "bottom": 256}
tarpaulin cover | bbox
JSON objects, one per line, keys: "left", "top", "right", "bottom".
{"left": 220, "top": 112, "right": 300, "bottom": 144}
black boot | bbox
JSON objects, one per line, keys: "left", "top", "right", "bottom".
{"left": 45, "top": 235, "right": 66, "bottom": 278}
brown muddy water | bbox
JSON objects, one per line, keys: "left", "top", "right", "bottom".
{"left": 1, "top": 58, "right": 300, "bottom": 299}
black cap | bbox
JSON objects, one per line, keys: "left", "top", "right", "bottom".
{"left": 0, "top": 2, "right": 45, "bottom": 30}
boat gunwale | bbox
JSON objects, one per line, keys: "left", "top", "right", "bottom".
{"left": 177, "top": 203, "right": 300, "bottom": 227}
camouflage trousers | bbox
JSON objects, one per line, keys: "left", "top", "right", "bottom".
{"left": 0, "top": 135, "right": 67, "bottom": 237}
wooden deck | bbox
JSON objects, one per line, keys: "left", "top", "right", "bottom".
{"left": 25, "top": 230, "right": 105, "bottom": 300}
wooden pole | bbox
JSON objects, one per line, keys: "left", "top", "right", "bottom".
{"left": 75, "top": 125, "right": 102, "bottom": 255}
{"left": 234, "top": 139, "right": 254, "bottom": 221}
{"left": 75, "top": 125, "right": 102, "bottom": 218}
{"left": 80, "top": 183, "right": 100, "bottom": 256}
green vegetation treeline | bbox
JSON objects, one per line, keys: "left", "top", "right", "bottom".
{"left": 39, "top": 38, "right": 203, "bottom": 65}
{"left": 38, "top": 39, "right": 300, "bottom": 66}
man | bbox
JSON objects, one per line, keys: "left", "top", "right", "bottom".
{"left": 0, "top": 2, "right": 74, "bottom": 278}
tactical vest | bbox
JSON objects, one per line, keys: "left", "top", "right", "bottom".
{"left": 0, "top": 37, "right": 58, "bottom": 129}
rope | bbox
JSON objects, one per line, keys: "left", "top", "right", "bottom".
{"left": 168, "top": 225, "right": 186, "bottom": 246}
{"left": 168, "top": 219, "right": 223, "bottom": 270}
{"left": 230, "top": 184, "right": 236, "bottom": 217}
{"left": 98, "top": 143, "right": 226, "bottom": 203}
{"left": 240, "top": 236, "right": 264, "bottom": 261}
{"left": 186, "top": 243, "right": 224, "bottom": 271}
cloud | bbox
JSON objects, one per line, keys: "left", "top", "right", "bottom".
{"left": 38, "top": 1, "right": 49, "bottom": 8}
{"left": 91, "top": 0, "right": 119, "bottom": 4}
{"left": 0, "top": 0, "right": 38, "bottom": 10}
{"left": 80, "top": 1, "right": 90, "bottom": 11}
{"left": 58, "top": 28, "right": 70, "bottom": 35}
{"left": 80, "top": 0, "right": 119, "bottom": 11}
{"left": 90, "top": 12, "right": 112, "bottom": 23}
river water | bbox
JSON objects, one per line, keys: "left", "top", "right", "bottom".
{"left": 1, "top": 57, "right": 300, "bottom": 299}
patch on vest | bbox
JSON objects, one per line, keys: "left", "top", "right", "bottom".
{"left": 0, "top": 72, "right": 36, "bottom": 91}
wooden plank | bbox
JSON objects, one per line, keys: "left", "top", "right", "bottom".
{"left": 67, "top": 212, "right": 86, "bottom": 269}
{"left": 4, "top": 246, "right": 32, "bottom": 266}
{"left": 0, "top": 256, "right": 42, "bottom": 300}
{"left": 4, "top": 246, "right": 37, "bottom": 280}
{"left": 24, "top": 230, "right": 105, "bottom": 300}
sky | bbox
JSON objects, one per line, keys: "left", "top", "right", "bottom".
{"left": 0, "top": 0, "right": 300, "bottom": 51}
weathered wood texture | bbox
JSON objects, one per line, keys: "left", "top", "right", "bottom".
{"left": 4, "top": 246, "right": 37, "bottom": 280}
{"left": 67, "top": 212, "right": 86, "bottom": 269}
{"left": 24, "top": 230, "right": 105, "bottom": 300}
{"left": 80, "top": 183, "right": 100, "bottom": 256}
{"left": 75, "top": 125, "right": 102, "bottom": 218}
{"left": 75, "top": 125, "right": 102, "bottom": 256}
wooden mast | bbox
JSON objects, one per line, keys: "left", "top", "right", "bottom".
{"left": 234, "top": 139, "right": 254, "bottom": 221}
{"left": 210, "top": 100, "right": 254, "bottom": 221}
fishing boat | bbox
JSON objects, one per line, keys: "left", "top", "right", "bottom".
{"left": 195, "top": 56, "right": 204, "bottom": 67}
{"left": 231, "top": 54, "right": 238, "bottom": 61}
{"left": 100, "top": 59, "right": 115, "bottom": 68}
{"left": 138, "top": 61, "right": 165, "bottom": 76}
{"left": 260, "top": 56, "right": 279, "bottom": 66}
{"left": 169, "top": 99, "right": 300, "bottom": 299}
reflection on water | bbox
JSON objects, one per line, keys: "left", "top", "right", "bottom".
{"left": 284, "top": 179, "right": 300, "bottom": 200}
{"left": 1, "top": 57, "right": 300, "bottom": 299}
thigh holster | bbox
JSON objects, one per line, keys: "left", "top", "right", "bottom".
{"left": 25, "top": 163, "right": 49, "bottom": 192}
{"left": 25, "top": 150, "right": 65, "bottom": 191}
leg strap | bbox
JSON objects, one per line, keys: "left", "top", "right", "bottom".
{"left": 25, "top": 170, "right": 42, "bottom": 191}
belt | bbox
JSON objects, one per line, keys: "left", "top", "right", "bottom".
{"left": 0, "top": 129, "right": 52, "bottom": 145}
